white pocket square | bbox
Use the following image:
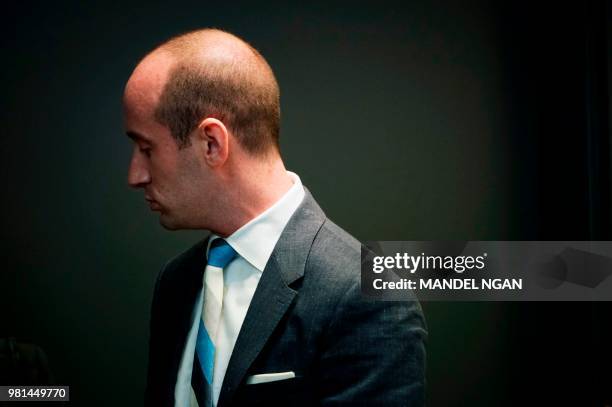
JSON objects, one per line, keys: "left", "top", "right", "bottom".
{"left": 245, "top": 371, "right": 296, "bottom": 385}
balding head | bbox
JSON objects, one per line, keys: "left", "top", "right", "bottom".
{"left": 124, "top": 29, "right": 293, "bottom": 234}
{"left": 126, "top": 28, "right": 281, "bottom": 155}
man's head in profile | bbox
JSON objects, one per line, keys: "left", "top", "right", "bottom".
{"left": 123, "top": 28, "right": 426, "bottom": 407}
{"left": 123, "top": 29, "right": 291, "bottom": 235}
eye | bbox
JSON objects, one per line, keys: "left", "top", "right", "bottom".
{"left": 140, "top": 148, "right": 152, "bottom": 158}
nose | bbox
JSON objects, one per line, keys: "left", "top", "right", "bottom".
{"left": 127, "top": 148, "right": 151, "bottom": 188}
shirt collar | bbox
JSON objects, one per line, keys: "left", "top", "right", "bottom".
{"left": 207, "top": 171, "right": 305, "bottom": 272}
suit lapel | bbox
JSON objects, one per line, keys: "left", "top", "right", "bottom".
{"left": 217, "top": 189, "right": 326, "bottom": 407}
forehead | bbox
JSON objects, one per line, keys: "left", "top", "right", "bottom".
{"left": 123, "top": 51, "right": 175, "bottom": 119}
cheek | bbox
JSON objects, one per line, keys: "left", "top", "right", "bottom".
{"left": 165, "top": 164, "right": 199, "bottom": 201}
{"left": 177, "top": 153, "right": 204, "bottom": 187}
{"left": 151, "top": 155, "right": 180, "bottom": 184}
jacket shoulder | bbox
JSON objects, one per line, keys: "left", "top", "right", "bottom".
{"left": 309, "top": 218, "right": 362, "bottom": 273}
{"left": 301, "top": 217, "right": 365, "bottom": 304}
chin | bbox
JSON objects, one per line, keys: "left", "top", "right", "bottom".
{"left": 158, "top": 213, "right": 182, "bottom": 231}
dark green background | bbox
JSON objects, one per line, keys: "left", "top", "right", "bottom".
{"left": 1, "top": 1, "right": 611, "bottom": 405}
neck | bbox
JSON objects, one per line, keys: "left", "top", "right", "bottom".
{"left": 210, "top": 155, "right": 294, "bottom": 237}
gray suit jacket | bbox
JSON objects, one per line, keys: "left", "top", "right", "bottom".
{"left": 144, "top": 189, "right": 427, "bottom": 406}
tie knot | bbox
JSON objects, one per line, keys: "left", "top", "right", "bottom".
{"left": 207, "top": 239, "right": 237, "bottom": 268}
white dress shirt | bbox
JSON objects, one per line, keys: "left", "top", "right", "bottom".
{"left": 174, "top": 171, "right": 306, "bottom": 407}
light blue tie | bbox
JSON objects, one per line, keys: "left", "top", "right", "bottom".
{"left": 191, "top": 239, "right": 237, "bottom": 407}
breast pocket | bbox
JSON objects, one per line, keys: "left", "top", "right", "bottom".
{"left": 236, "top": 375, "right": 308, "bottom": 407}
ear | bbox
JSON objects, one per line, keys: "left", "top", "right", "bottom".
{"left": 194, "top": 118, "right": 230, "bottom": 167}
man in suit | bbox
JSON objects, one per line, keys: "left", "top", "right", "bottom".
{"left": 123, "top": 28, "right": 427, "bottom": 406}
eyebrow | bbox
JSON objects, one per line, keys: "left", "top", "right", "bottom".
{"left": 126, "top": 131, "right": 152, "bottom": 143}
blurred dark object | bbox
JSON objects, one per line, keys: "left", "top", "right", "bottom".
{"left": 0, "top": 338, "right": 53, "bottom": 385}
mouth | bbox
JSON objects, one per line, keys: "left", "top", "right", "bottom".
{"left": 145, "top": 197, "right": 161, "bottom": 211}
